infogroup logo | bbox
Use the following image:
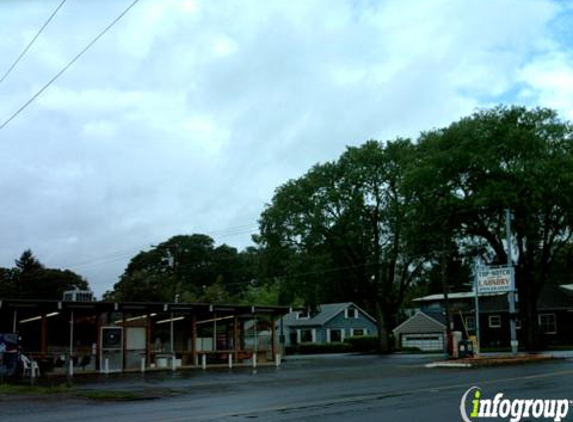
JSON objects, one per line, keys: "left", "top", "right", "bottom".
{"left": 460, "top": 386, "right": 571, "bottom": 422}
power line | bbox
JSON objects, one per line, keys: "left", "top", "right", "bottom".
{"left": 64, "top": 223, "right": 260, "bottom": 271}
{"left": 0, "top": 0, "right": 142, "bottom": 130}
{"left": 0, "top": 0, "right": 68, "bottom": 85}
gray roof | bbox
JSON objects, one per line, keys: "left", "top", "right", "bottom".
{"left": 281, "top": 302, "right": 375, "bottom": 327}
{"left": 393, "top": 310, "right": 446, "bottom": 335}
{"left": 415, "top": 284, "right": 573, "bottom": 314}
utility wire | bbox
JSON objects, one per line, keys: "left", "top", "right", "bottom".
{"left": 65, "top": 223, "right": 260, "bottom": 271}
{"left": 0, "top": 0, "right": 68, "bottom": 85}
{"left": 0, "top": 0, "right": 142, "bottom": 130}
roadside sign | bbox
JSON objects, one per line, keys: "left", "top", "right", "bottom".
{"left": 477, "top": 266, "right": 513, "bottom": 294}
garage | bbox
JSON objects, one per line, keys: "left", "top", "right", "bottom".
{"left": 393, "top": 311, "right": 446, "bottom": 352}
{"left": 400, "top": 333, "right": 444, "bottom": 352}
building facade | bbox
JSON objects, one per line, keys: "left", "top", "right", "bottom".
{"left": 280, "top": 302, "right": 377, "bottom": 347}
{"left": 0, "top": 298, "right": 290, "bottom": 375}
{"left": 402, "top": 283, "right": 573, "bottom": 350}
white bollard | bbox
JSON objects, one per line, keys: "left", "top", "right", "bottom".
{"left": 69, "top": 359, "right": 74, "bottom": 377}
{"left": 141, "top": 357, "right": 146, "bottom": 373}
{"left": 252, "top": 352, "right": 257, "bottom": 369}
{"left": 275, "top": 353, "right": 281, "bottom": 367}
{"left": 104, "top": 358, "right": 109, "bottom": 374}
{"left": 201, "top": 354, "right": 207, "bottom": 370}
{"left": 228, "top": 353, "right": 233, "bottom": 369}
{"left": 34, "top": 362, "right": 40, "bottom": 378}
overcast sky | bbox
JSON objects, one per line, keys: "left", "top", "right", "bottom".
{"left": 1, "top": 0, "right": 572, "bottom": 297}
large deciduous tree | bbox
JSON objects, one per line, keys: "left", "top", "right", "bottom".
{"left": 410, "top": 106, "right": 573, "bottom": 349}
{"left": 258, "top": 140, "right": 425, "bottom": 351}
{"left": 110, "top": 234, "right": 257, "bottom": 303}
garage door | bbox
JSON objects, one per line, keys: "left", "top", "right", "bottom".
{"left": 401, "top": 333, "right": 443, "bottom": 351}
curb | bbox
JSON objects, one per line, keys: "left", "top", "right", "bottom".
{"left": 425, "top": 362, "right": 472, "bottom": 368}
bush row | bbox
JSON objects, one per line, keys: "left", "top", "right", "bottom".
{"left": 286, "top": 336, "right": 379, "bottom": 355}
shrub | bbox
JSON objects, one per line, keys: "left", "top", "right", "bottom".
{"left": 288, "top": 343, "right": 353, "bottom": 355}
{"left": 344, "top": 336, "right": 379, "bottom": 352}
{"left": 397, "top": 346, "right": 423, "bottom": 353}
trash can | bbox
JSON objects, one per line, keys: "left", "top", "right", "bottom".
{"left": 458, "top": 340, "right": 474, "bottom": 358}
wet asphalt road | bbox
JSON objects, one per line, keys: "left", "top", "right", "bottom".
{"left": 2, "top": 354, "right": 573, "bottom": 422}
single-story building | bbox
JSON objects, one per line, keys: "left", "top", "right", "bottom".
{"left": 0, "top": 295, "right": 291, "bottom": 376}
{"left": 279, "top": 302, "right": 377, "bottom": 346}
{"left": 397, "top": 283, "right": 573, "bottom": 350}
{"left": 392, "top": 310, "right": 446, "bottom": 352}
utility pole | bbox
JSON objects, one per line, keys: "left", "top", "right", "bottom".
{"left": 506, "top": 209, "right": 518, "bottom": 355}
{"left": 441, "top": 241, "right": 452, "bottom": 358}
{"left": 154, "top": 243, "right": 180, "bottom": 302}
{"left": 473, "top": 259, "right": 481, "bottom": 355}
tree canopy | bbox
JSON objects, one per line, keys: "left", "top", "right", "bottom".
{"left": 257, "top": 105, "right": 573, "bottom": 350}
{"left": 408, "top": 106, "right": 573, "bottom": 348}
{"left": 257, "top": 139, "right": 428, "bottom": 350}
{"left": 107, "top": 234, "right": 259, "bottom": 303}
{"left": 0, "top": 249, "right": 89, "bottom": 300}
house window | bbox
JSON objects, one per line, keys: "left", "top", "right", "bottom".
{"left": 328, "top": 329, "right": 343, "bottom": 343}
{"left": 345, "top": 308, "right": 357, "bottom": 319}
{"left": 299, "top": 329, "right": 315, "bottom": 343}
{"left": 489, "top": 315, "right": 501, "bottom": 328}
{"left": 466, "top": 316, "right": 475, "bottom": 331}
{"left": 538, "top": 314, "right": 556, "bottom": 334}
{"left": 352, "top": 328, "right": 366, "bottom": 337}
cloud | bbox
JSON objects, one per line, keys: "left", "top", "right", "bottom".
{"left": 518, "top": 51, "right": 573, "bottom": 119}
{"left": 0, "top": 0, "right": 571, "bottom": 296}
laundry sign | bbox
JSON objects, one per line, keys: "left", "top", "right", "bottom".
{"left": 477, "top": 266, "right": 513, "bottom": 294}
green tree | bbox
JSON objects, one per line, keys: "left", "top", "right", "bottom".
{"left": 111, "top": 234, "right": 258, "bottom": 302}
{"left": 0, "top": 267, "right": 19, "bottom": 297}
{"left": 409, "top": 106, "right": 573, "bottom": 349}
{"left": 240, "top": 279, "right": 281, "bottom": 306}
{"left": 0, "top": 250, "right": 89, "bottom": 300}
{"left": 258, "top": 140, "right": 425, "bottom": 351}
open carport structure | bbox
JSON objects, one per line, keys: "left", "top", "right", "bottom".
{"left": 0, "top": 298, "right": 290, "bottom": 375}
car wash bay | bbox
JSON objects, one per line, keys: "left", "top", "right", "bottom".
{"left": 0, "top": 299, "right": 289, "bottom": 375}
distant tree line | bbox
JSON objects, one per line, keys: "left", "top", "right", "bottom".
{"left": 0, "top": 249, "right": 89, "bottom": 300}
{"left": 102, "top": 234, "right": 279, "bottom": 305}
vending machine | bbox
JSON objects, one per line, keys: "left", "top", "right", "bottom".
{"left": 0, "top": 333, "right": 20, "bottom": 377}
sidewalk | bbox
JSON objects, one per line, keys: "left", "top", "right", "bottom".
{"left": 425, "top": 349, "right": 573, "bottom": 368}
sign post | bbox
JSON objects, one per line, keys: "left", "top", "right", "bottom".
{"left": 506, "top": 208, "right": 518, "bottom": 355}
{"left": 473, "top": 262, "right": 481, "bottom": 355}
{"left": 476, "top": 263, "right": 517, "bottom": 355}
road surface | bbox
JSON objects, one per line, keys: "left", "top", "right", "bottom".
{"left": 2, "top": 354, "right": 572, "bottom": 421}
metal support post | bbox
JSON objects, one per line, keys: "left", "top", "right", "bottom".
{"left": 69, "top": 311, "right": 74, "bottom": 377}
{"left": 474, "top": 261, "right": 481, "bottom": 355}
{"left": 506, "top": 209, "right": 518, "bottom": 355}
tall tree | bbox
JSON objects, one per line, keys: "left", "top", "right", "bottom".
{"left": 409, "top": 106, "right": 573, "bottom": 349}
{"left": 111, "top": 234, "right": 257, "bottom": 303}
{"left": 258, "top": 140, "right": 425, "bottom": 351}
